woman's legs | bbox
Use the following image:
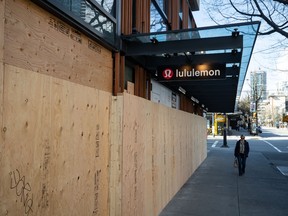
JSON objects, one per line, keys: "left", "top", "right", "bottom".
{"left": 237, "top": 155, "right": 246, "bottom": 176}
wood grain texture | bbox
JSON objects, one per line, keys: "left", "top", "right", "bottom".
{"left": 0, "top": 65, "right": 111, "bottom": 216}
{"left": 109, "top": 96, "right": 123, "bottom": 216}
{"left": 121, "top": 93, "right": 207, "bottom": 216}
{"left": 0, "top": 1, "right": 208, "bottom": 216}
{"left": 4, "top": 0, "right": 113, "bottom": 92}
{"left": 0, "top": 67, "right": 207, "bottom": 216}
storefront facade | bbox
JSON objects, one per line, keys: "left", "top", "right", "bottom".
{"left": 0, "top": 1, "right": 258, "bottom": 215}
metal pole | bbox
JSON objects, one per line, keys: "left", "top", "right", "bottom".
{"left": 221, "top": 122, "right": 229, "bottom": 148}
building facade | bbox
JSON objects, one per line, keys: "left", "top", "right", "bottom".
{"left": 0, "top": 1, "right": 259, "bottom": 215}
{"left": 0, "top": 1, "right": 208, "bottom": 216}
{"left": 250, "top": 70, "right": 267, "bottom": 102}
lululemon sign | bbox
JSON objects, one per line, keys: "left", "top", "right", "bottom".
{"left": 157, "top": 64, "right": 226, "bottom": 81}
{"left": 162, "top": 68, "right": 174, "bottom": 80}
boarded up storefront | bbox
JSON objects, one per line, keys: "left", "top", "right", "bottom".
{"left": 0, "top": 1, "right": 207, "bottom": 215}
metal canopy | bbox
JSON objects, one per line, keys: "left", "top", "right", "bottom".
{"left": 121, "top": 22, "right": 260, "bottom": 113}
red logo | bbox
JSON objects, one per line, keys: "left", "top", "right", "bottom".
{"left": 162, "top": 68, "right": 174, "bottom": 79}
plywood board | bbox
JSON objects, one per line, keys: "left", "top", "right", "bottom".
{"left": 4, "top": 0, "right": 113, "bottom": 92}
{"left": 109, "top": 96, "right": 123, "bottom": 216}
{"left": 0, "top": 65, "right": 111, "bottom": 216}
{"left": 121, "top": 93, "right": 207, "bottom": 216}
{"left": 126, "top": 81, "right": 134, "bottom": 95}
{"left": 0, "top": 66, "right": 207, "bottom": 216}
{"left": 121, "top": 94, "right": 146, "bottom": 216}
{"left": 1, "top": 65, "right": 53, "bottom": 216}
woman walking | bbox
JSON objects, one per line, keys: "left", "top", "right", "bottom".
{"left": 234, "top": 135, "right": 250, "bottom": 176}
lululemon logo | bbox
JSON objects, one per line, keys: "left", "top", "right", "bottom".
{"left": 162, "top": 68, "right": 174, "bottom": 79}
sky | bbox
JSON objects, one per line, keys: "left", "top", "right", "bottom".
{"left": 193, "top": 2, "right": 288, "bottom": 98}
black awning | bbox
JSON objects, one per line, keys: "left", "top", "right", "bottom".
{"left": 121, "top": 22, "right": 260, "bottom": 113}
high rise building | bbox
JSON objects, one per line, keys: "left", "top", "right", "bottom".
{"left": 250, "top": 70, "right": 267, "bottom": 101}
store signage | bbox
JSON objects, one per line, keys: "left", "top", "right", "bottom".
{"left": 216, "top": 114, "right": 226, "bottom": 123}
{"left": 157, "top": 64, "right": 226, "bottom": 81}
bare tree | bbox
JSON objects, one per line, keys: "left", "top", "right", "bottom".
{"left": 202, "top": 0, "right": 288, "bottom": 38}
{"left": 237, "top": 94, "right": 251, "bottom": 114}
{"left": 201, "top": 0, "right": 288, "bottom": 73}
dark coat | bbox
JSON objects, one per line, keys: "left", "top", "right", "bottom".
{"left": 234, "top": 139, "right": 250, "bottom": 157}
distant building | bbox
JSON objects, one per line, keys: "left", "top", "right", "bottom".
{"left": 250, "top": 70, "right": 267, "bottom": 101}
{"left": 277, "top": 81, "right": 288, "bottom": 96}
{"left": 265, "top": 95, "right": 286, "bottom": 126}
{"left": 275, "top": 81, "right": 288, "bottom": 113}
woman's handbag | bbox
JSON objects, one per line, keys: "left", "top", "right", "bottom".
{"left": 234, "top": 157, "right": 238, "bottom": 168}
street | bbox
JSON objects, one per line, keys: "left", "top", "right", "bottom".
{"left": 256, "top": 127, "right": 288, "bottom": 176}
{"left": 160, "top": 127, "right": 288, "bottom": 216}
{"left": 207, "top": 126, "right": 288, "bottom": 176}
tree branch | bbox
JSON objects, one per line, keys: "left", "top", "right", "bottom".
{"left": 253, "top": 0, "right": 288, "bottom": 37}
{"left": 273, "top": 0, "right": 288, "bottom": 5}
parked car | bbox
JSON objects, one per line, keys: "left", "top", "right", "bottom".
{"left": 250, "top": 124, "right": 262, "bottom": 135}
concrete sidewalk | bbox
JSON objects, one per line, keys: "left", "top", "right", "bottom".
{"left": 159, "top": 133, "right": 288, "bottom": 216}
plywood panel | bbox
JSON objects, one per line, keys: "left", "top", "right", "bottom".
{"left": 4, "top": 0, "right": 113, "bottom": 92}
{"left": 48, "top": 79, "right": 110, "bottom": 216}
{"left": 1, "top": 65, "right": 52, "bottom": 216}
{"left": 0, "top": 68, "right": 207, "bottom": 216}
{"left": 109, "top": 96, "right": 124, "bottom": 216}
{"left": 142, "top": 99, "right": 153, "bottom": 216}
{"left": 122, "top": 94, "right": 147, "bottom": 216}
{"left": 121, "top": 93, "right": 207, "bottom": 216}
{"left": 0, "top": 65, "right": 111, "bottom": 216}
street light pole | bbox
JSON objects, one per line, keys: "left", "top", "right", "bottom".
{"left": 221, "top": 119, "right": 229, "bottom": 148}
